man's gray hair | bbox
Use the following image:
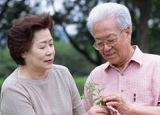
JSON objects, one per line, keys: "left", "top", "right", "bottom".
{"left": 87, "top": 2, "right": 132, "bottom": 36}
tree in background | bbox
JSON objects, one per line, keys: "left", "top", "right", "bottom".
{"left": 52, "top": 0, "right": 160, "bottom": 65}
{"left": 0, "top": 46, "right": 17, "bottom": 78}
{"left": 0, "top": 0, "right": 160, "bottom": 67}
{"left": 54, "top": 41, "right": 95, "bottom": 76}
{"left": 0, "top": 0, "right": 31, "bottom": 49}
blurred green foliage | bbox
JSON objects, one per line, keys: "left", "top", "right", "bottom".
{"left": 54, "top": 41, "right": 95, "bottom": 76}
{"left": 0, "top": 46, "right": 18, "bottom": 79}
{"left": 0, "top": 78, "right": 5, "bottom": 87}
{"left": 74, "top": 76, "right": 87, "bottom": 95}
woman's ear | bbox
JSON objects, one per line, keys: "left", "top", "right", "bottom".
{"left": 21, "top": 52, "right": 27, "bottom": 58}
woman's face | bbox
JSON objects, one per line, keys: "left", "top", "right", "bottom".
{"left": 22, "top": 28, "right": 55, "bottom": 71}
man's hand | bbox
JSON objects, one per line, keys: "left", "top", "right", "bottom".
{"left": 102, "top": 93, "right": 132, "bottom": 115}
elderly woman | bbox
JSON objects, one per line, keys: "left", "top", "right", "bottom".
{"left": 0, "top": 13, "right": 85, "bottom": 115}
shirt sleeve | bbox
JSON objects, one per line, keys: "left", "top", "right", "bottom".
{"left": 1, "top": 88, "right": 36, "bottom": 115}
{"left": 153, "top": 57, "right": 160, "bottom": 106}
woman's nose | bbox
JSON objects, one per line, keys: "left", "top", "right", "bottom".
{"left": 46, "top": 46, "right": 53, "bottom": 55}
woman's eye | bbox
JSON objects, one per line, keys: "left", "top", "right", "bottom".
{"left": 40, "top": 47, "right": 45, "bottom": 49}
{"left": 49, "top": 43, "right": 53, "bottom": 46}
{"left": 39, "top": 45, "right": 45, "bottom": 49}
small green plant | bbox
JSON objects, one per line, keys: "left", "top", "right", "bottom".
{"left": 81, "top": 81, "right": 111, "bottom": 115}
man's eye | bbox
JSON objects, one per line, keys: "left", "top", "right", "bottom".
{"left": 107, "top": 39, "right": 115, "bottom": 43}
{"left": 107, "top": 36, "right": 117, "bottom": 43}
{"left": 97, "top": 42, "right": 103, "bottom": 46}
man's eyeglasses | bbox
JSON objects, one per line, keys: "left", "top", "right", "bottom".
{"left": 93, "top": 29, "right": 125, "bottom": 50}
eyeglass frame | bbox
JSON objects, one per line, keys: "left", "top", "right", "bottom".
{"left": 93, "top": 29, "right": 125, "bottom": 50}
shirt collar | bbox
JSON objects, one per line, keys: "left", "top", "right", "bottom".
{"left": 104, "top": 45, "right": 143, "bottom": 71}
{"left": 130, "top": 45, "right": 143, "bottom": 65}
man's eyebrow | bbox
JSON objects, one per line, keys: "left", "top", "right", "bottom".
{"left": 95, "top": 33, "right": 117, "bottom": 41}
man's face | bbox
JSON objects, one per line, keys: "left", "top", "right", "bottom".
{"left": 93, "top": 17, "right": 132, "bottom": 69}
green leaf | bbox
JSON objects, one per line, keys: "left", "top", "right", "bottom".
{"left": 93, "top": 97, "right": 100, "bottom": 102}
{"left": 100, "top": 101, "right": 106, "bottom": 106}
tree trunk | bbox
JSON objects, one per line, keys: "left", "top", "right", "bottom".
{"left": 136, "top": 0, "right": 151, "bottom": 53}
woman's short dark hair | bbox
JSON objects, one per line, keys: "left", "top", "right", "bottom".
{"left": 7, "top": 13, "right": 53, "bottom": 65}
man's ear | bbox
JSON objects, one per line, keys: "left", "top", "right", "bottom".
{"left": 125, "top": 27, "right": 131, "bottom": 43}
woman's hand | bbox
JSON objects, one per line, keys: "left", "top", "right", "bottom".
{"left": 85, "top": 105, "right": 110, "bottom": 115}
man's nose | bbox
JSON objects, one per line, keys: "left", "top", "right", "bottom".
{"left": 103, "top": 41, "right": 111, "bottom": 50}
